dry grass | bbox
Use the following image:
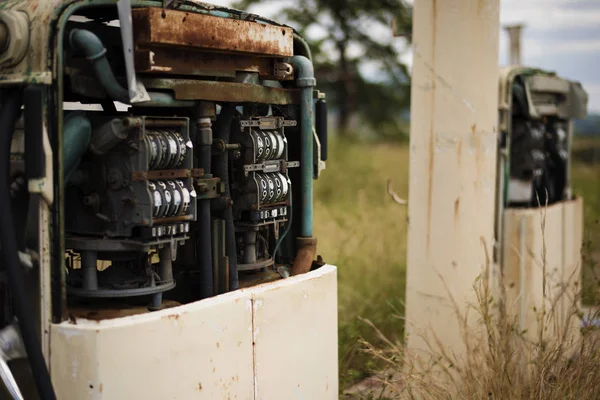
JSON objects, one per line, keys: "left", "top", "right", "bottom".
{"left": 347, "top": 203, "right": 600, "bottom": 400}
{"left": 320, "top": 136, "right": 600, "bottom": 394}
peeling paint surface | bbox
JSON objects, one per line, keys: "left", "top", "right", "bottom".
{"left": 132, "top": 7, "right": 293, "bottom": 57}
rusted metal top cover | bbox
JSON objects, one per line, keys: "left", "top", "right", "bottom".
{"left": 132, "top": 7, "right": 294, "bottom": 57}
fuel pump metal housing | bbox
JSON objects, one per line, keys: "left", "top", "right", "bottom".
{"left": 0, "top": 1, "right": 337, "bottom": 398}
{"left": 495, "top": 66, "right": 588, "bottom": 343}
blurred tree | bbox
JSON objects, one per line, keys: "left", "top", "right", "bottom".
{"left": 232, "top": 0, "right": 412, "bottom": 138}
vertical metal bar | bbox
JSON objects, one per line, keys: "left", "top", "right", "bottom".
{"left": 288, "top": 56, "right": 316, "bottom": 238}
{"left": 212, "top": 220, "right": 219, "bottom": 294}
{"left": 38, "top": 202, "right": 52, "bottom": 366}
{"left": 197, "top": 115, "right": 214, "bottom": 299}
{"left": 159, "top": 246, "right": 173, "bottom": 283}
{"left": 564, "top": 120, "right": 574, "bottom": 200}
{"left": 81, "top": 251, "right": 98, "bottom": 291}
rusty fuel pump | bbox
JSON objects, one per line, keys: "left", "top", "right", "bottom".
{"left": 0, "top": 1, "right": 334, "bottom": 398}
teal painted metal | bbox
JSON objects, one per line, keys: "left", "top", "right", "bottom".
{"left": 288, "top": 56, "right": 316, "bottom": 238}
{"left": 63, "top": 111, "right": 91, "bottom": 181}
{"left": 293, "top": 33, "right": 313, "bottom": 62}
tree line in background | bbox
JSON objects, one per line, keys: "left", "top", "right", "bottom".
{"left": 233, "top": 0, "right": 413, "bottom": 139}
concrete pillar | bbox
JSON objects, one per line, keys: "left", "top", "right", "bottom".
{"left": 504, "top": 24, "right": 525, "bottom": 65}
{"left": 405, "top": 0, "right": 500, "bottom": 356}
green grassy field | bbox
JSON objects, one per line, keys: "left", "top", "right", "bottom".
{"left": 571, "top": 137, "right": 600, "bottom": 305}
{"left": 312, "top": 139, "right": 409, "bottom": 387}
{"left": 317, "top": 136, "right": 600, "bottom": 389}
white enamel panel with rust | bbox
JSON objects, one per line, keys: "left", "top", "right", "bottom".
{"left": 253, "top": 264, "right": 338, "bottom": 399}
{"left": 502, "top": 199, "right": 583, "bottom": 342}
{"left": 50, "top": 265, "right": 338, "bottom": 399}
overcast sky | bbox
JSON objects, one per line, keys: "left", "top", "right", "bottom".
{"left": 209, "top": 0, "right": 600, "bottom": 112}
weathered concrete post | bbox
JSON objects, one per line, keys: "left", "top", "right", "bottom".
{"left": 405, "top": 0, "right": 501, "bottom": 356}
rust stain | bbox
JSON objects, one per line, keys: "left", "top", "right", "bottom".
{"left": 432, "top": 0, "right": 437, "bottom": 40}
{"left": 454, "top": 198, "right": 460, "bottom": 225}
{"left": 172, "top": 80, "right": 300, "bottom": 105}
{"left": 198, "top": 383, "right": 203, "bottom": 391}
{"left": 216, "top": 342, "right": 220, "bottom": 348}
{"left": 471, "top": 124, "right": 483, "bottom": 188}
{"left": 135, "top": 47, "right": 278, "bottom": 79}
{"left": 99, "top": 384, "right": 103, "bottom": 393}
{"left": 477, "top": 0, "right": 487, "bottom": 15}
{"left": 426, "top": 129, "right": 435, "bottom": 251}
{"left": 457, "top": 138, "right": 463, "bottom": 167}
{"left": 426, "top": 0, "right": 437, "bottom": 251}
{"left": 69, "top": 300, "right": 180, "bottom": 321}
{"left": 132, "top": 7, "right": 293, "bottom": 57}
{"left": 163, "top": 314, "right": 180, "bottom": 321}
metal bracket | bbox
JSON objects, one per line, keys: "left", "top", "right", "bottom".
{"left": 240, "top": 117, "right": 297, "bottom": 130}
{"left": 132, "top": 169, "right": 197, "bottom": 181}
{"left": 194, "top": 177, "right": 221, "bottom": 200}
{"left": 313, "top": 127, "right": 326, "bottom": 179}
{"left": 243, "top": 160, "right": 299, "bottom": 175}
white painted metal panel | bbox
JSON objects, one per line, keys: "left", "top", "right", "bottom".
{"left": 502, "top": 199, "right": 583, "bottom": 343}
{"left": 50, "top": 290, "right": 255, "bottom": 400}
{"left": 253, "top": 264, "right": 338, "bottom": 399}
{"left": 49, "top": 265, "right": 338, "bottom": 399}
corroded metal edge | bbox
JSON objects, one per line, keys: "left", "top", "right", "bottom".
{"left": 132, "top": 7, "right": 294, "bottom": 57}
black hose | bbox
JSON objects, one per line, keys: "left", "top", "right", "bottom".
{"left": 213, "top": 105, "right": 239, "bottom": 290}
{"left": 0, "top": 89, "right": 56, "bottom": 400}
{"left": 69, "top": 29, "right": 131, "bottom": 104}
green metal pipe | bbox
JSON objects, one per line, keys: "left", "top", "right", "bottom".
{"left": 69, "top": 29, "right": 131, "bottom": 104}
{"left": 63, "top": 111, "right": 91, "bottom": 182}
{"left": 288, "top": 56, "right": 316, "bottom": 238}
{"left": 293, "top": 33, "right": 313, "bottom": 62}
